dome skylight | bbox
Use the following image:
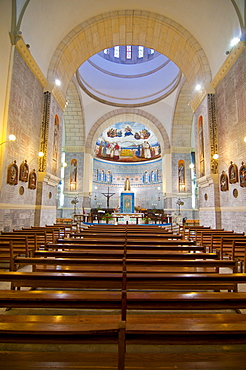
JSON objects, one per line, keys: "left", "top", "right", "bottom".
{"left": 77, "top": 46, "right": 181, "bottom": 107}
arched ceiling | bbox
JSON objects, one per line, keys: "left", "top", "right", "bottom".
{"left": 20, "top": 0, "right": 242, "bottom": 82}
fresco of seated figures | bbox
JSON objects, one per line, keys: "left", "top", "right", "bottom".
{"left": 95, "top": 121, "right": 161, "bottom": 162}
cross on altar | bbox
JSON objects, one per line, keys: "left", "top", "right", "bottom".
{"left": 102, "top": 187, "right": 115, "bottom": 209}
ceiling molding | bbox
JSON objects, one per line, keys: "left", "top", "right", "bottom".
{"left": 15, "top": 38, "right": 66, "bottom": 111}
{"left": 212, "top": 41, "right": 245, "bottom": 89}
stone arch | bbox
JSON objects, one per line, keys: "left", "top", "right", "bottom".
{"left": 172, "top": 79, "right": 194, "bottom": 147}
{"left": 48, "top": 10, "right": 211, "bottom": 96}
{"left": 85, "top": 108, "right": 170, "bottom": 155}
{"left": 64, "top": 79, "right": 85, "bottom": 150}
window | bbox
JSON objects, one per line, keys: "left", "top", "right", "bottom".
{"left": 198, "top": 116, "right": 205, "bottom": 177}
{"left": 143, "top": 171, "right": 149, "bottom": 183}
{"left": 138, "top": 46, "right": 144, "bottom": 58}
{"left": 106, "top": 170, "right": 112, "bottom": 183}
{"left": 104, "top": 48, "right": 109, "bottom": 54}
{"left": 126, "top": 45, "right": 132, "bottom": 59}
{"left": 114, "top": 46, "right": 120, "bottom": 58}
{"left": 149, "top": 49, "right": 154, "bottom": 55}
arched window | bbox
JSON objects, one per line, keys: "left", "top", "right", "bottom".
{"left": 96, "top": 169, "right": 100, "bottom": 181}
{"left": 198, "top": 116, "right": 205, "bottom": 177}
{"left": 178, "top": 160, "right": 185, "bottom": 192}
{"left": 114, "top": 46, "right": 119, "bottom": 58}
{"left": 106, "top": 170, "right": 112, "bottom": 184}
{"left": 143, "top": 171, "right": 149, "bottom": 183}
{"left": 138, "top": 46, "right": 144, "bottom": 58}
{"left": 101, "top": 169, "right": 105, "bottom": 182}
{"left": 126, "top": 45, "right": 132, "bottom": 59}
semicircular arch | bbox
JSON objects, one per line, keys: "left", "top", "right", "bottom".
{"left": 48, "top": 10, "right": 211, "bottom": 95}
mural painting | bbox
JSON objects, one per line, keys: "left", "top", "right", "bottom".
{"left": 95, "top": 122, "right": 161, "bottom": 162}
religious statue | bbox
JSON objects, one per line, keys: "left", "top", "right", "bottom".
{"left": 124, "top": 177, "right": 131, "bottom": 191}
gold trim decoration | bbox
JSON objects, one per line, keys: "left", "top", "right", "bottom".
{"left": 212, "top": 41, "right": 245, "bottom": 89}
{"left": 16, "top": 38, "right": 46, "bottom": 88}
{"left": 188, "top": 88, "right": 207, "bottom": 113}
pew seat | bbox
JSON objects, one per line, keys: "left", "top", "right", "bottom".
{"left": 0, "top": 350, "right": 245, "bottom": 370}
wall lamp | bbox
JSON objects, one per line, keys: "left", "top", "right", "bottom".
{"left": 0, "top": 134, "right": 16, "bottom": 146}
{"left": 212, "top": 154, "right": 229, "bottom": 171}
{"left": 28, "top": 151, "right": 44, "bottom": 167}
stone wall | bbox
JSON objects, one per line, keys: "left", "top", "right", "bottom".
{"left": 215, "top": 49, "right": 246, "bottom": 233}
{"left": 0, "top": 50, "right": 43, "bottom": 231}
{"left": 195, "top": 50, "right": 246, "bottom": 232}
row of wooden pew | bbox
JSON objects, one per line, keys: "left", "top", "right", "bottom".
{"left": 0, "top": 223, "right": 246, "bottom": 368}
{"left": 181, "top": 225, "right": 246, "bottom": 272}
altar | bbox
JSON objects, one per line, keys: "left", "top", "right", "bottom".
{"left": 112, "top": 213, "right": 144, "bottom": 224}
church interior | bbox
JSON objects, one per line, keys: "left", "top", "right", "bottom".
{"left": 0, "top": 0, "right": 246, "bottom": 369}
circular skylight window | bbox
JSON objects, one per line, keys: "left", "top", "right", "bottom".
{"left": 77, "top": 46, "right": 181, "bottom": 107}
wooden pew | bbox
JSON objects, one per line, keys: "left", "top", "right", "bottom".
{"left": 125, "top": 290, "right": 246, "bottom": 311}
{"left": 0, "top": 235, "right": 34, "bottom": 257}
{"left": 232, "top": 240, "right": 246, "bottom": 272}
{"left": 69, "top": 232, "right": 181, "bottom": 241}
{"left": 0, "top": 314, "right": 125, "bottom": 370}
{"left": 122, "top": 274, "right": 246, "bottom": 368}
{"left": 1, "top": 270, "right": 244, "bottom": 292}
{"left": 57, "top": 237, "right": 126, "bottom": 244}
{"left": 12, "top": 255, "right": 237, "bottom": 274}
{"left": 124, "top": 313, "right": 246, "bottom": 345}
{"left": 0, "top": 343, "right": 246, "bottom": 369}
{"left": 45, "top": 241, "right": 206, "bottom": 254}
{"left": 196, "top": 230, "right": 236, "bottom": 248}
{"left": 182, "top": 225, "right": 211, "bottom": 240}
{"left": 215, "top": 237, "right": 246, "bottom": 262}
{"left": 1, "top": 230, "right": 48, "bottom": 248}
{"left": 0, "top": 240, "right": 31, "bottom": 270}
{"left": 2, "top": 289, "right": 246, "bottom": 312}
{"left": 210, "top": 234, "right": 246, "bottom": 254}
{"left": 0, "top": 271, "right": 123, "bottom": 290}
{"left": 125, "top": 272, "right": 246, "bottom": 291}
{"left": 34, "top": 249, "right": 219, "bottom": 260}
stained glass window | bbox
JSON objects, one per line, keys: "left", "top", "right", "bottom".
{"left": 114, "top": 46, "right": 119, "bottom": 58}
{"left": 126, "top": 45, "right": 132, "bottom": 59}
{"left": 138, "top": 46, "right": 144, "bottom": 58}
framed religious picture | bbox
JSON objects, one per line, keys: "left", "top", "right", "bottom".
{"left": 220, "top": 171, "right": 228, "bottom": 191}
{"left": 28, "top": 169, "right": 37, "bottom": 190}
{"left": 19, "top": 160, "right": 29, "bottom": 182}
{"left": 239, "top": 162, "right": 246, "bottom": 188}
{"left": 228, "top": 161, "right": 238, "bottom": 184}
{"left": 7, "top": 160, "right": 18, "bottom": 185}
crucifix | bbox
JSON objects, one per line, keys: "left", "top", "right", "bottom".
{"left": 102, "top": 187, "right": 115, "bottom": 209}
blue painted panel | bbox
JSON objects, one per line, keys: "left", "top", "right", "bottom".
{"left": 120, "top": 192, "right": 134, "bottom": 213}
